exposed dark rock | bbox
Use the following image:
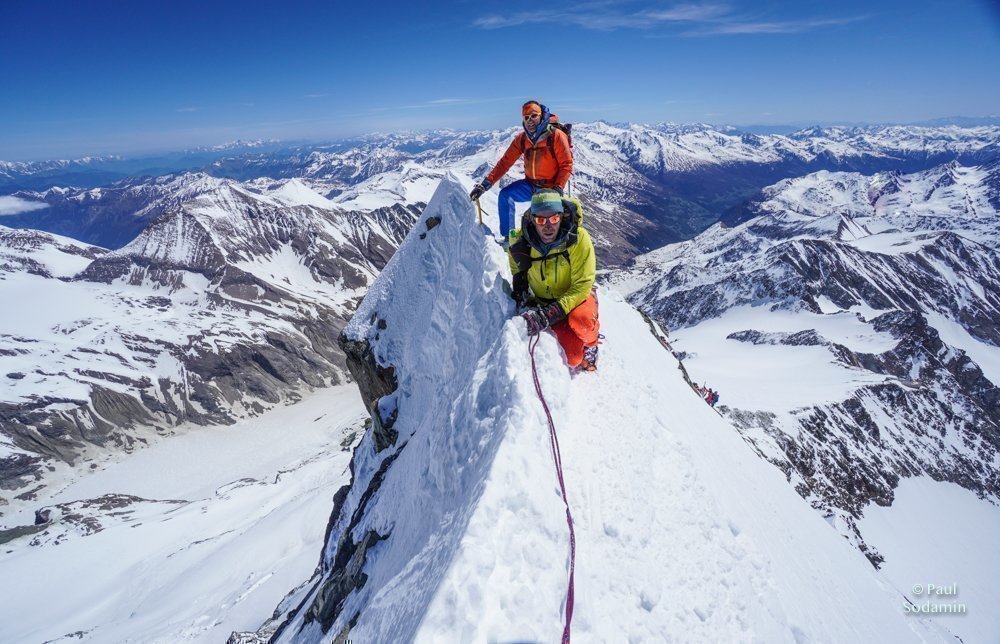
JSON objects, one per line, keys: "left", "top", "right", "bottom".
{"left": 307, "top": 528, "right": 389, "bottom": 631}
{"left": 226, "top": 633, "right": 269, "bottom": 644}
{"left": 338, "top": 332, "right": 398, "bottom": 412}
{"left": 726, "top": 315, "right": 1000, "bottom": 522}
{"left": 727, "top": 329, "right": 826, "bottom": 346}
{"left": 0, "top": 522, "right": 47, "bottom": 546}
{"left": 306, "top": 444, "right": 401, "bottom": 631}
{"left": 0, "top": 448, "right": 53, "bottom": 493}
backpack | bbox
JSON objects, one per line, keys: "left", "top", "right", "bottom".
{"left": 547, "top": 116, "right": 573, "bottom": 150}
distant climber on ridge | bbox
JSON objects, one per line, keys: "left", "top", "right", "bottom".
{"left": 510, "top": 189, "right": 600, "bottom": 372}
{"left": 469, "top": 100, "right": 573, "bottom": 247}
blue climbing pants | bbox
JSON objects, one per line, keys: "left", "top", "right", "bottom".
{"left": 497, "top": 179, "right": 536, "bottom": 238}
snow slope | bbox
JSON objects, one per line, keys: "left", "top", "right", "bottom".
{"left": 860, "top": 477, "right": 1000, "bottom": 644}
{"left": 265, "top": 175, "right": 954, "bottom": 643}
{"left": 0, "top": 386, "right": 365, "bottom": 644}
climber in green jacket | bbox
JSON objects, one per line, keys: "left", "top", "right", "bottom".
{"left": 509, "top": 189, "right": 601, "bottom": 371}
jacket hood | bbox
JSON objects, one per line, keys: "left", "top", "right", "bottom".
{"left": 523, "top": 104, "right": 553, "bottom": 144}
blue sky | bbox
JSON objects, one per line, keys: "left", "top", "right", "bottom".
{"left": 2, "top": 0, "right": 998, "bottom": 160}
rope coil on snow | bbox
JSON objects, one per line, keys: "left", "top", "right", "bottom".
{"left": 528, "top": 334, "right": 576, "bottom": 643}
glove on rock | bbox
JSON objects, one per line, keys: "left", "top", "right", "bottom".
{"left": 469, "top": 179, "right": 492, "bottom": 201}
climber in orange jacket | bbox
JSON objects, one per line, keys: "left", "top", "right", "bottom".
{"left": 469, "top": 100, "right": 573, "bottom": 245}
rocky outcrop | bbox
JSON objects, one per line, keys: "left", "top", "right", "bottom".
{"left": 0, "top": 493, "right": 186, "bottom": 547}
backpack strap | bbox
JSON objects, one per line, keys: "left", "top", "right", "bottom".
{"left": 511, "top": 228, "right": 572, "bottom": 284}
{"left": 509, "top": 236, "right": 533, "bottom": 276}
{"left": 561, "top": 198, "right": 582, "bottom": 247}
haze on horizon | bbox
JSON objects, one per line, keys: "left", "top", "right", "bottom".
{"left": 2, "top": 0, "right": 999, "bottom": 161}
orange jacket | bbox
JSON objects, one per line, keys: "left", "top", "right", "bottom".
{"left": 486, "top": 125, "right": 572, "bottom": 189}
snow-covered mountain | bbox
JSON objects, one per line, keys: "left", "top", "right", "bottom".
{"left": 214, "top": 122, "right": 1000, "bottom": 262}
{"left": 613, "top": 159, "right": 1000, "bottom": 563}
{"left": 0, "top": 156, "right": 123, "bottom": 184}
{"left": 0, "top": 385, "right": 367, "bottom": 644}
{"left": 5, "top": 173, "right": 235, "bottom": 248}
{"left": 2, "top": 127, "right": 1000, "bottom": 642}
{"left": 233, "top": 176, "right": 986, "bottom": 643}
{"left": 6, "top": 123, "right": 999, "bottom": 266}
{"left": 3, "top": 173, "right": 998, "bottom": 643}
{"left": 0, "top": 178, "right": 420, "bottom": 505}
{"left": 0, "top": 141, "right": 288, "bottom": 192}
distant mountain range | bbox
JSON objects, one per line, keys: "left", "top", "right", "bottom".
{"left": 4, "top": 123, "right": 1000, "bottom": 268}
{"left": 0, "top": 140, "right": 287, "bottom": 192}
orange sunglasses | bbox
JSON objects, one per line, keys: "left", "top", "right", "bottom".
{"left": 533, "top": 213, "right": 562, "bottom": 225}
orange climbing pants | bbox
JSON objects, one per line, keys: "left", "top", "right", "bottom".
{"left": 551, "top": 292, "right": 600, "bottom": 367}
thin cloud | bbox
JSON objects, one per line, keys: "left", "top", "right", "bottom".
{"left": 476, "top": 3, "right": 729, "bottom": 30}
{"left": 176, "top": 107, "right": 199, "bottom": 113}
{"left": 476, "top": 2, "right": 867, "bottom": 36}
{"left": 684, "top": 15, "right": 867, "bottom": 35}
{"left": 0, "top": 196, "right": 50, "bottom": 216}
{"left": 304, "top": 93, "right": 329, "bottom": 99}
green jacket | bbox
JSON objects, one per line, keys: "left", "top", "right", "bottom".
{"left": 508, "top": 211, "right": 596, "bottom": 315}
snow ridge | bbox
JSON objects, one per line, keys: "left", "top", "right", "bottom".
{"left": 265, "top": 175, "right": 953, "bottom": 644}
{"left": 271, "top": 174, "right": 542, "bottom": 641}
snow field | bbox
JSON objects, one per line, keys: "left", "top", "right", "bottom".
{"left": 859, "top": 477, "right": 1000, "bottom": 644}
{"left": 671, "top": 305, "right": 896, "bottom": 413}
{"left": 0, "top": 386, "right": 365, "bottom": 643}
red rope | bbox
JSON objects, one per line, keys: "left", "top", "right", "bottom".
{"left": 528, "top": 334, "right": 576, "bottom": 643}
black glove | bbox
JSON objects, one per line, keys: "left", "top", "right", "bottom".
{"left": 469, "top": 179, "right": 492, "bottom": 201}
{"left": 539, "top": 302, "right": 566, "bottom": 326}
{"left": 511, "top": 273, "right": 532, "bottom": 310}
{"left": 520, "top": 303, "right": 565, "bottom": 336}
